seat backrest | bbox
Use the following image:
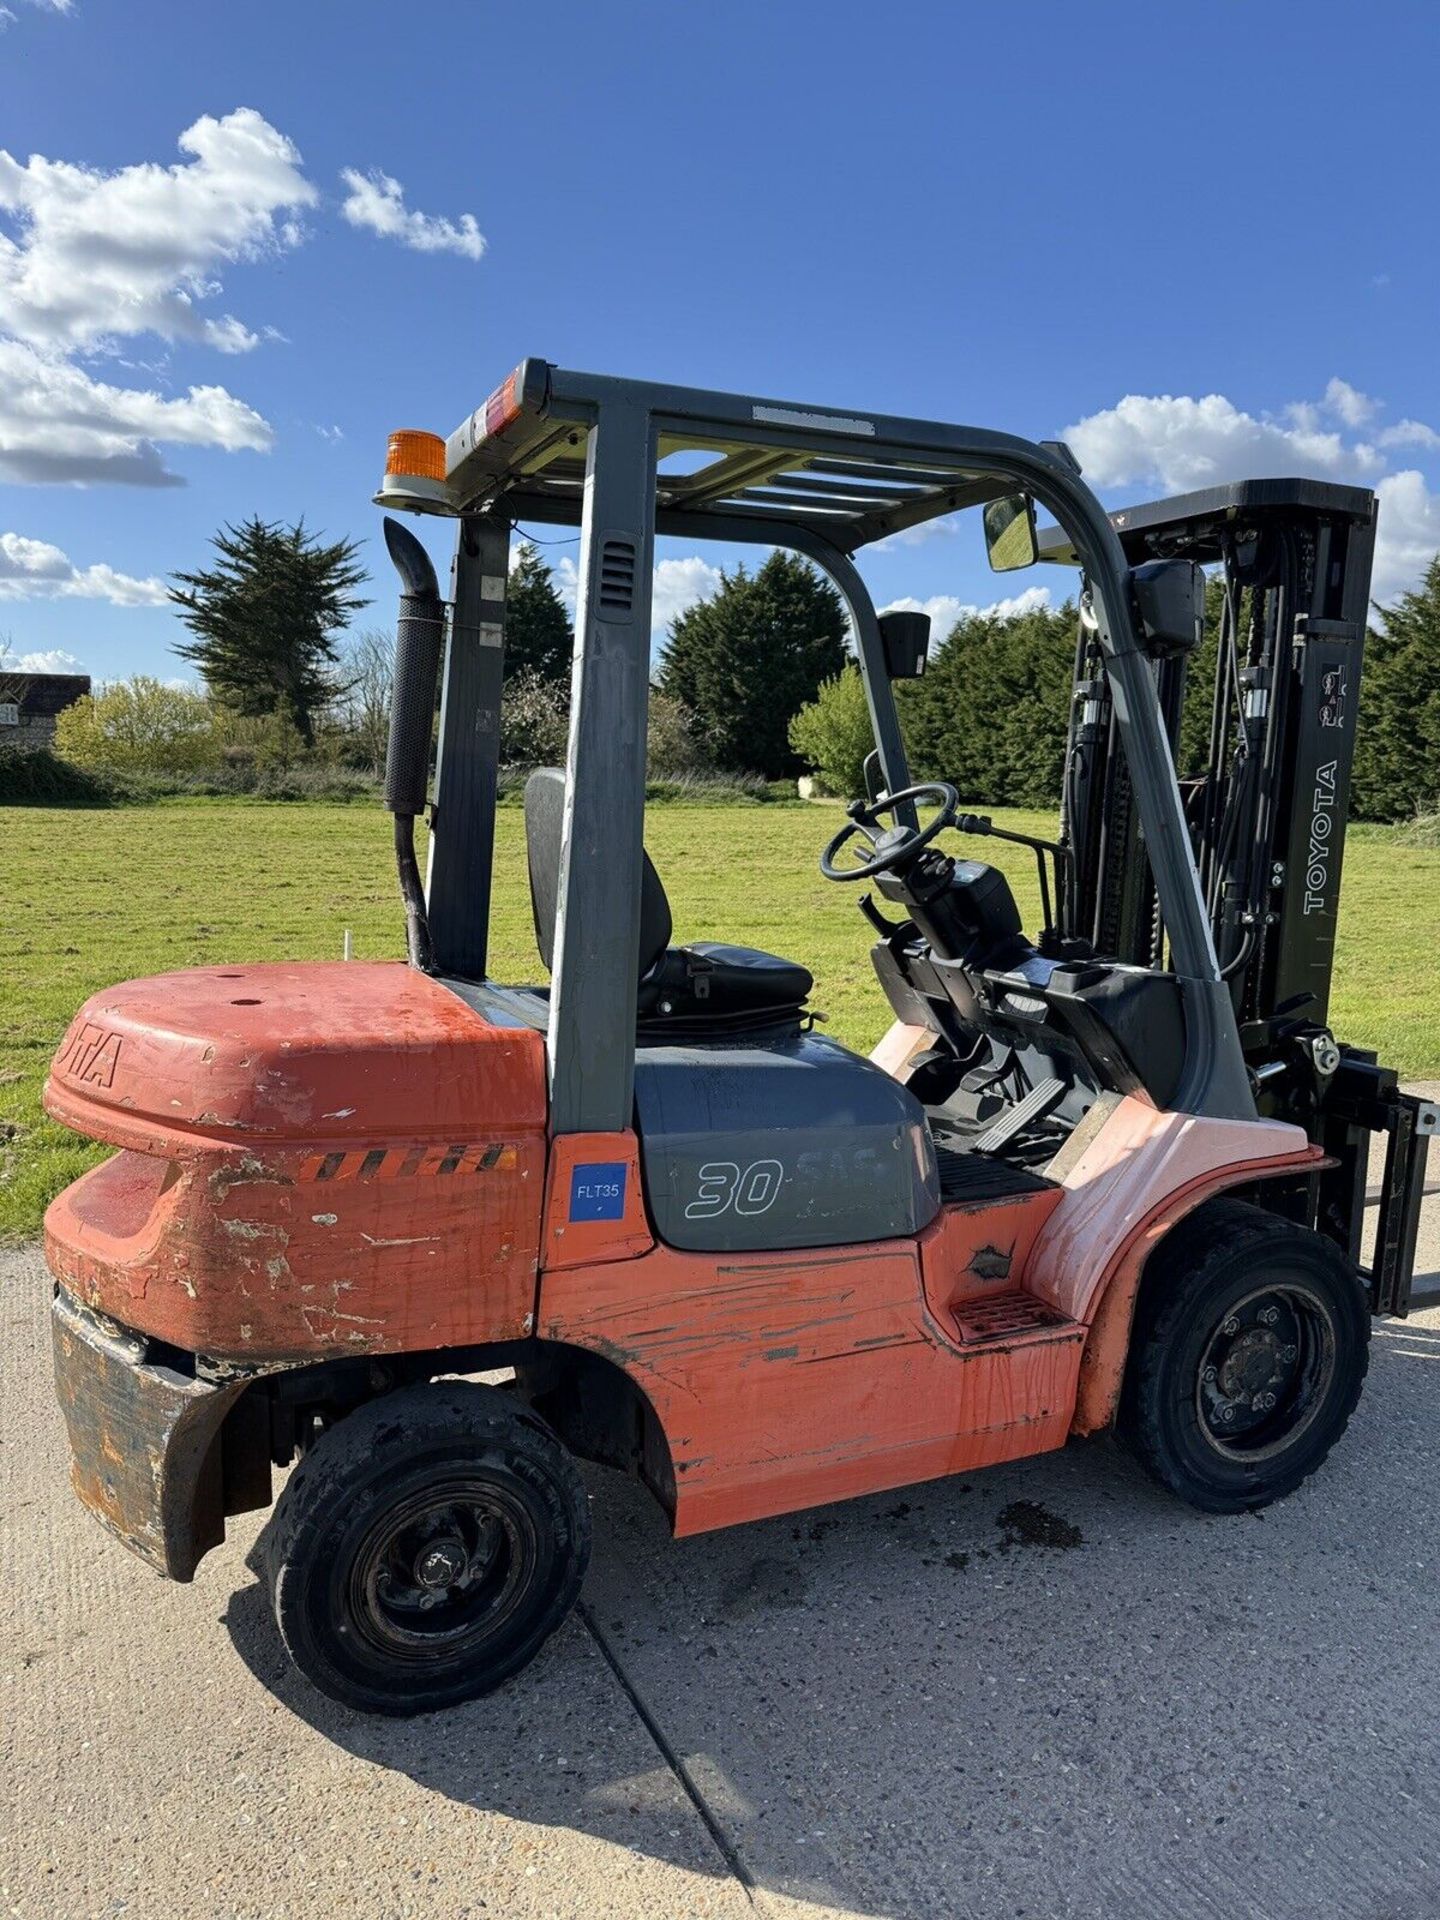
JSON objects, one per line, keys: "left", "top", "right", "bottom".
{"left": 524, "top": 768, "right": 673, "bottom": 978}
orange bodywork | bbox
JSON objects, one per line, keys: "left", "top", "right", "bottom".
{"left": 537, "top": 1096, "right": 1320, "bottom": 1535}
{"left": 540, "top": 1224, "right": 1085, "bottom": 1536}
{"left": 44, "top": 965, "right": 1325, "bottom": 1540}
{"left": 44, "top": 964, "right": 547, "bottom": 1359}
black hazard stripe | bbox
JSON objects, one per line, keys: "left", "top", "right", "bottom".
{"left": 299, "top": 1142, "right": 514, "bottom": 1183}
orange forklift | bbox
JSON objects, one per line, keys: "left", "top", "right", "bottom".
{"left": 44, "top": 362, "right": 1435, "bottom": 1714}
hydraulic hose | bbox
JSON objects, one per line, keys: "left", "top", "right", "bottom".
{"left": 381, "top": 516, "right": 445, "bottom": 971}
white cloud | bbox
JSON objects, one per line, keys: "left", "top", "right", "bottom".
{"left": 0, "top": 646, "right": 85, "bottom": 673}
{"left": 871, "top": 512, "right": 965, "bottom": 553}
{"left": 880, "top": 586, "right": 1052, "bottom": 640}
{"left": 0, "top": 530, "right": 167, "bottom": 605}
{"left": 1063, "top": 380, "right": 1440, "bottom": 603}
{"left": 0, "top": 108, "right": 316, "bottom": 355}
{"left": 1370, "top": 472, "right": 1440, "bottom": 603}
{"left": 1063, "top": 391, "right": 1382, "bottom": 493}
{"left": 1378, "top": 418, "right": 1440, "bottom": 452}
{"left": 0, "top": 335, "right": 271, "bottom": 485}
{"left": 0, "top": 110, "right": 313, "bottom": 488}
{"left": 1323, "top": 378, "right": 1377, "bottom": 429}
{"left": 339, "top": 169, "right": 486, "bottom": 261}
{"left": 0, "top": 0, "right": 73, "bottom": 21}
{"left": 650, "top": 556, "right": 722, "bottom": 632}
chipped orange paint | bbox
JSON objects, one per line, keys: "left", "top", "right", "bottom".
{"left": 538, "top": 1233, "right": 1084, "bottom": 1535}
{"left": 538, "top": 1096, "right": 1329, "bottom": 1531}
{"left": 45, "top": 964, "right": 1333, "bottom": 1538}
{"left": 540, "top": 1132, "right": 653, "bottom": 1271}
{"left": 1021, "top": 1094, "right": 1326, "bottom": 1435}
{"left": 43, "top": 963, "right": 547, "bottom": 1360}
{"left": 919, "top": 1182, "right": 1063, "bottom": 1333}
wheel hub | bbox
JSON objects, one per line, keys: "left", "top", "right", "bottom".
{"left": 415, "top": 1537, "right": 467, "bottom": 1589}
{"left": 354, "top": 1486, "right": 530, "bottom": 1658}
{"left": 1218, "top": 1327, "right": 1286, "bottom": 1401}
{"left": 1195, "top": 1283, "right": 1335, "bottom": 1459}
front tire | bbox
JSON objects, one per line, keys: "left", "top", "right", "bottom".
{"left": 1118, "top": 1199, "right": 1369, "bottom": 1513}
{"left": 265, "top": 1383, "right": 591, "bottom": 1716}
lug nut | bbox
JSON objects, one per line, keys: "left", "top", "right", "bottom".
{"left": 1281, "top": 1344, "right": 1297, "bottom": 1363}
{"left": 1203, "top": 1365, "right": 1217, "bottom": 1384}
{"left": 1222, "top": 1317, "right": 1239, "bottom": 1336}
{"left": 1260, "top": 1307, "right": 1279, "bottom": 1326}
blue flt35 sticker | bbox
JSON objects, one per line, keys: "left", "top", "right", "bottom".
{"left": 570, "top": 1161, "right": 627, "bottom": 1222}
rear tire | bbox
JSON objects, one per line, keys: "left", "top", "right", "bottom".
{"left": 1118, "top": 1199, "right": 1369, "bottom": 1513}
{"left": 265, "top": 1383, "right": 591, "bottom": 1716}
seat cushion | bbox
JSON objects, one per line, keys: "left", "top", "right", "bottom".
{"left": 638, "top": 943, "right": 813, "bottom": 1034}
{"left": 684, "top": 942, "right": 814, "bottom": 1008}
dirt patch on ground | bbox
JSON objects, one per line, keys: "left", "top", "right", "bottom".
{"left": 995, "top": 1500, "right": 1083, "bottom": 1550}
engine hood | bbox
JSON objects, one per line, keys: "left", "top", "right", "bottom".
{"left": 45, "top": 961, "right": 547, "bottom": 1155}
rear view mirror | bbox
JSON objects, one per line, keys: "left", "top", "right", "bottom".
{"left": 1131, "top": 559, "right": 1205, "bottom": 658}
{"left": 877, "top": 609, "right": 930, "bottom": 679}
{"left": 983, "top": 493, "right": 1038, "bottom": 572}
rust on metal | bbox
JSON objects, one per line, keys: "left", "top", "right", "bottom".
{"left": 51, "top": 1288, "right": 251, "bottom": 1580}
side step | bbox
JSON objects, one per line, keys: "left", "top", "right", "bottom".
{"left": 971, "top": 1077, "right": 1066, "bottom": 1155}
{"left": 952, "top": 1289, "right": 1075, "bottom": 1345}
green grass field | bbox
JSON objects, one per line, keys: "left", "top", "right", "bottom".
{"left": 3, "top": 797, "right": 1438, "bottom": 1240}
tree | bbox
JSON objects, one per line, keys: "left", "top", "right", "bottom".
{"left": 500, "top": 670, "right": 571, "bottom": 768}
{"left": 1353, "top": 556, "right": 1440, "bottom": 820}
{"left": 333, "top": 627, "right": 395, "bottom": 770}
{"left": 902, "top": 599, "right": 1077, "bottom": 805}
{"left": 505, "top": 543, "right": 572, "bottom": 686}
{"left": 169, "top": 518, "right": 368, "bottom": 747}
{"left": 657, "top": 552, "right": 847, "bottom": 777}
{"left": 789, "top": 663, "right": 874, "bottom": 795}
{"left": 646, "top": 688, "right": 712, "bottom": 779}
{"left": 54, "top": 677, "right": 216, "bottom": 774}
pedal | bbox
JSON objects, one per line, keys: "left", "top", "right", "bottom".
{"left": 970, "top": 1078, "right": 1065, "bottom": 1155}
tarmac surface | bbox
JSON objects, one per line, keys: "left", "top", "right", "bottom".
{"left": 3, "top": 1102, "right": 1438, "bottom": 1920}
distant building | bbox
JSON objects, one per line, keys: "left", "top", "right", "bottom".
{"left": 0, "top": 672, "right": 92, "bottom": 754}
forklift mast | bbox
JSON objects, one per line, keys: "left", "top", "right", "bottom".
{"left": 1052, "top": 480, "right": 1374, "bottom": 1028}
{"left": 1045, "top": 480, "right": 1436, "bottom": 1311}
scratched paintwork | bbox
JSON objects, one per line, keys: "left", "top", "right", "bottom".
{"left": 539, "top": 1234, "right": 1084, "bottom": 1536}
{"left": 43, "top": 963, "right": 547, "bottom": 1359}
{"left": 43, "top": 968, "right": 1329, "bottom": 1564}
{"left": 918, "top": 1184, "right": 1062, "bottom": 1332}
{"left": 539, "top": 1102, "right": 1324, "bottom": 1532}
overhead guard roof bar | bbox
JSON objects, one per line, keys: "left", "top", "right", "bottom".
{"left": 432, "top": 360, "right": 1256, "bottom": 1127}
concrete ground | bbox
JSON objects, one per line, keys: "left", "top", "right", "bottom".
{"left": 3, "top": 1112, "right": 1438, "bottom": 1920}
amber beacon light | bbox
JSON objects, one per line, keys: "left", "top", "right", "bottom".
{"left": 375, "top": 428, "right": 452, "bottom": 514}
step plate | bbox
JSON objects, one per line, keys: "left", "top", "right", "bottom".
{"left": 953, "top": 1289, "right": 1075, "bottom": 1346}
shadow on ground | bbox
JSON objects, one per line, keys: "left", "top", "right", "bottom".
{"left": 224, "top": 1330, "right": 1440, "bottom": 1920}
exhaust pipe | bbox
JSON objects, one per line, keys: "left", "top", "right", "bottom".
{"left": 381, "top": 517, "right": 445, "bottom": 971}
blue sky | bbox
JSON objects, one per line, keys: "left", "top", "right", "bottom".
{"left": 2, "top": 0, "right": 1438, "bottom": 682}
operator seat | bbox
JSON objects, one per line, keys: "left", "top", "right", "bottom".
{"left": 523, "top": 769, "right": 813, "bottom": 1034}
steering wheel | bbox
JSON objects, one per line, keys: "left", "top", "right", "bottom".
{"left": 820, "top": 782, "right": 960, "bottom": 882}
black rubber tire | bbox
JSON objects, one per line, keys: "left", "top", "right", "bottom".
{"left": 1117, "top": 1198, "right": 1369, "bottom": 1513}
{"left": 264, "top": 1383, "right": 591, "bottom": 1716}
